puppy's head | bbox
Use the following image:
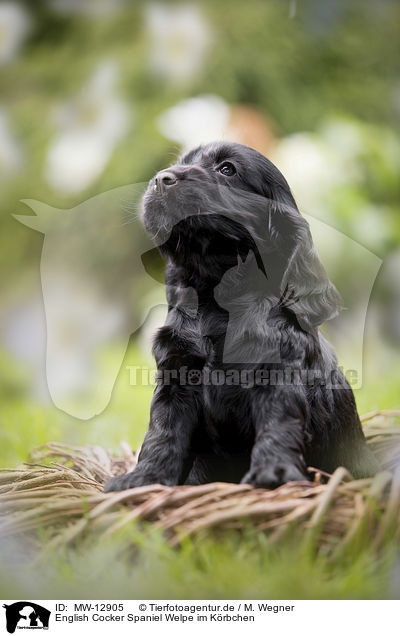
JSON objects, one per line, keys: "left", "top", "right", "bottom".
{"left": 142, "top": 141, "right": 341, "bottom": 330}
{"left": 142, "top": 142, "right": 294, "bottom": 248}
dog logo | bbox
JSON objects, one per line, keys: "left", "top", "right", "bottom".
{"left": 2, "top": 602, "right": 51, "bottom": 633}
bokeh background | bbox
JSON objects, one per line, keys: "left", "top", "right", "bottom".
{"left": 0, "top": 0, "right": 400, "bottom": 468}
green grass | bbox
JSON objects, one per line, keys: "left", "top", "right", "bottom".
{"left": 0, "top": 527, "right": 397, "bottom": 600}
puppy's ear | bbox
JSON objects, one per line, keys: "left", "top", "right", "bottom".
{"left": 259, "top": 163, "right": 342, "bottom": 330}
{"left": 280, "top": 216, "right": 343, "bottom": 332}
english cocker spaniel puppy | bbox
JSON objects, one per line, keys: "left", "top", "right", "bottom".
{"left": 105, "top": 142, "right": 378, "bottom": 491}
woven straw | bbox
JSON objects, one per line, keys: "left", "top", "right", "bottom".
{"left": 0, "top": 410, "right": 399, "bottom": 555}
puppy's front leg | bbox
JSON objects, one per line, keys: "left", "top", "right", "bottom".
{"left": 104, "top": 385, "right": 198, "bottom": 491}
{"left": 241, "top": 386, "right": 309, "bottom": 489}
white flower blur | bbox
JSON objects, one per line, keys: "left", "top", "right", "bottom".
{"left": 157, "top": 95, "right": 232, "bottom": 151}
{"left": 0, "top": 2, "right": 30, "bottom": 65}
{"left": 146, "top": 3, "right": 211, "bottom": 83}
{"left": 157, "top": 96, "right": 276, "bottom": 154}
{"left": 44, "top": 61, "right": 131, "bottom": 194}
{"left": 271, "top": 131, "right": 350, "bottom": 217}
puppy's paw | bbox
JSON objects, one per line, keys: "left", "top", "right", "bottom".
{"left": 104, "top": 471, "right": 152, "bottom": 492}
{"left": 241, "top": 463, "right": 308, "bottom": 489}
{"left": 104, "top": 469, "right": 177, "bottom": 492}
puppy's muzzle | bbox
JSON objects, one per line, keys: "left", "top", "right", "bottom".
{"left": 154, "top": 168, "right": 183, "bottom": 193}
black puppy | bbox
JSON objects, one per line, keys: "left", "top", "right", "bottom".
{"left": 105, "top": 142, "right": 378, "bottom": 491}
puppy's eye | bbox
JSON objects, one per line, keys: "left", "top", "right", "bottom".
{"left": 217, "top": 162, "right": 236, "bottom": 176}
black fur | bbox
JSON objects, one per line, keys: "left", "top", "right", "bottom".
{"left": 104, "top": 142, "right": 378, "bottom": 491}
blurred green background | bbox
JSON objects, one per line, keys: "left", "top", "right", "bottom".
{"left": 0, "top": 0, "right": 400, "bottom": 599}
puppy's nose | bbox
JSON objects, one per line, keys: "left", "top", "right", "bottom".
{"left": 154, "top": 169, "right": 179, "bottom": 192}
